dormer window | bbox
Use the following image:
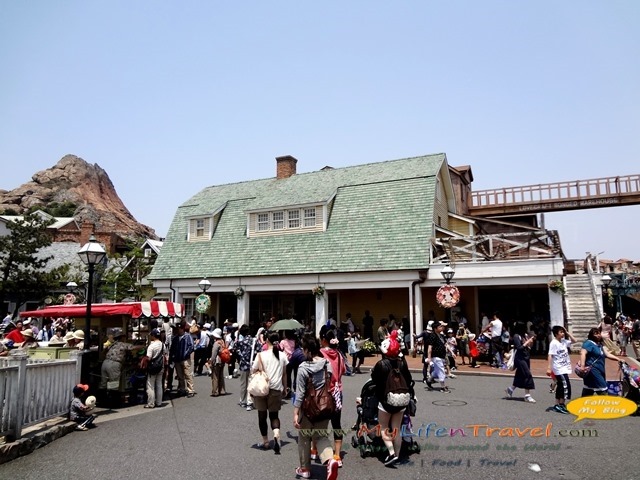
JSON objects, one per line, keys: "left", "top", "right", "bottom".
{"left": 248, "top": 205, "right": 322, "bottom": 237}
{"left": 188, "top": 216, "right": 213, "bottom": 241}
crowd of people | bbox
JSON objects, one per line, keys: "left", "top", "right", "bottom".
{"left": 4, "top": 306, "right": 638, "bottom": 475}
{"left": 0, "top": 314, "right": 87, "bottom": 354}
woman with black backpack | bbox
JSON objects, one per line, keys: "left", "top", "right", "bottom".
{"left": 371, "top": 330, "right": 413, "bottom": 467}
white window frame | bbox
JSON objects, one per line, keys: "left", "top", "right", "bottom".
{"left": 288, "top": 209, "right": 300, "bottom": 228}
{"left": 251, "top": 205, "right": 320, "bottom": 235}
{"left": 195, "top": 218, "right": 206, "bottom": 238}
{"left": 303, "top": 208, "right": 316, "bottom": 227}
{"left": 183, "top": 297, "right": 195, "bottom": 319}
{"left": 272, "top": 211, "right": 284, "bottom": 230}
{"left": 257, "top": 213, "right": 269, "bottom": 231}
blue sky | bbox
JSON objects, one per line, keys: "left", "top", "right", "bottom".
{"left": 1, "top": 1, "right": 638, "bottom": 261}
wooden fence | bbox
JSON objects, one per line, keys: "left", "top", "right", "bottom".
{"left": 0, "top": 352, "right": 82, "bottom": 440}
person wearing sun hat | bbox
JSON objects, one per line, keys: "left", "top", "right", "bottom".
{"left": 72, "top": 329, "right": 85, "bottom": 350}
{"left": 19, "top": 329, "right": 39, "bottom": 349}
{"left": 63, "top": 331, "right": 77, "bottom": 348}
{"left": 371, "top": 330, "right": 414, "bottom": 467}
{"left": 100, "top": 328, "right": 143, "bottom": 389}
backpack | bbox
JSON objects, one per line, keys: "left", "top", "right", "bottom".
{"left": 383, "top": 359, "right": 410, "bottom": 412}
{"left": 301, "top": 362, "right": 336, "bottom": 422}
{"left": 218, "top": 342, "right": 232, "bottom": 364}
{"left": 148, "top": 351, "right": 164, "bottom": 375}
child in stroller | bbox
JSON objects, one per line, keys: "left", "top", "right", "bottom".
{"left": 351, "top": 379, "right": 421, "bottom": 460}
{"left": 620, "top": 360, "right": 640, "bottom": 416}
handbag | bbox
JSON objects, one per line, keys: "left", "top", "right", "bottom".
{"left": 575, "top": 342, "right": 603, "bottom": 378}
{"left": 506, "top": 348, "right": 516, "bottom": 371}
{"left": 148, "top": 348, "right": 164, "bottom": 375}
{"left": 407, "top": 397, "right": 417, "bottom": 417}
{"left": 248, "top": 353, "right": 270, "bottom": 397}
{"left": 574, "top": 361, "right": 591, "bottom": 378}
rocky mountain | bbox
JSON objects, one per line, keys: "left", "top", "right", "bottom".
{"left": 0, "top": 155, "right": 157, "bottom": 240}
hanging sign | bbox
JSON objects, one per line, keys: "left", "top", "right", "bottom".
{"left": 63, "top": 293, "right": 76, "bottom": 305}
{"left": 195, "top": 294, "right": 211, "bottom": 313}
{"left": 436, "top": 285, "right": 460, "bottom": 308}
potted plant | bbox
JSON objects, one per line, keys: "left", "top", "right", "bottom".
{"left": 548, "top": 279, "right": 565, "bottom": 295}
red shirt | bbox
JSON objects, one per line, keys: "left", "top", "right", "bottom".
{"left": 5, "top": 329, "right": 25, "bottom": 344}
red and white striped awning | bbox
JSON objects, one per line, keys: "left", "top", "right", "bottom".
{"left": 131, "top": 301, "right": 183, "bottom": 319}
{"left": 20, "top": 301, "right": 184, "bottom": 319}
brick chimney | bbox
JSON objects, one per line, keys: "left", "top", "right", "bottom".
{"left": 80, "top": 222, "right": 95, "bottom": 245}
{"left": 276, "top": 155, "right": 298, "bottom": 179}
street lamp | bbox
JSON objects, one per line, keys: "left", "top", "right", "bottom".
{"left": 198, "top": 278, "right": 211, "bottom": 292}
{"left": 441, "top": 265, "right": 455, "bottom": 284}
{"left": 78, "top": 235, "right": 106, "bottom": 350}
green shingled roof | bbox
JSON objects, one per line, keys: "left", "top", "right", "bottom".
{"left": 150, "top": 154, "right": 445, "bottom": 279}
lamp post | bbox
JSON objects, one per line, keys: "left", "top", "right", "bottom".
{"left": 78, "top": 235, "right": 106, "bottom": 350}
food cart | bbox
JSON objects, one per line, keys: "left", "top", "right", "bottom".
{"left": 20, "top": 301, "right": 183, "bottom": 404}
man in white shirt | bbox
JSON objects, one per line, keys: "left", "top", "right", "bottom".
{"left": 483, "top": 312, "right": 503, "bottom": 368}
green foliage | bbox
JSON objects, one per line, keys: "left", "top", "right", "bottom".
{"left": 0, "top": 208, "right": 18, "bottom": 215}
{"left": 0, "top": 213, "right": 63, "bottom": 315}
{"left": 26, "top": 201, "right": 77, "bottom": 217}
{"left": 100, "top": 239, "right": 157, "bottom": 302}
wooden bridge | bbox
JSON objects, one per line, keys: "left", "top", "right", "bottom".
{"left": 469, "top": 174, "right": 640, "bottom": 217}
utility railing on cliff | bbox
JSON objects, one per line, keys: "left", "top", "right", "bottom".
{"left": 469, "top": 174, "right": 640, "bottom": 216}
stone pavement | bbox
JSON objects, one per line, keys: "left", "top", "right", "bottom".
{"left": 0, "top": 350, "right": 629, "bottom": 465}
{"left": 401, "top": 351, "right": 623, "bottom": 380}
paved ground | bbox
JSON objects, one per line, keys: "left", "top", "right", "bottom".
{"left": 0, "top": 355, "right": 637, "bottom": 480}
{"left": 402, "top": 352, "right": 625, "bottom": 381}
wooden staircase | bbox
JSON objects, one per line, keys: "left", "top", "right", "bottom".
{"left": 564, "top": 274, "right": 601, "bottom": 349}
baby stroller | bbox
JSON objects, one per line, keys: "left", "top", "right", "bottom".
{"left": 620, "top": 360, "right": 640, "bottom": 416}
{"left": 351, "top": 379, "right": 421, "bottom": 459}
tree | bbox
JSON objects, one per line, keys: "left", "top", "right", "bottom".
{"left": 27, "top": 201, "right": 78, "bottom": 217}
{"left": 0, "top": 214, "right": 67, "bottom": 317}
{"left": 100, "top": 240, "right": 156, "bottom": 302}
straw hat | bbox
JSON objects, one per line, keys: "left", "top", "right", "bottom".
{"left": 72, "top": 330, "right": 84, "bottom": 340}
{"left": 22, "top": 329, "right": 35, "bottom": 338}
{"left": 63, "top": 332, "right": 75, "bottom": 342}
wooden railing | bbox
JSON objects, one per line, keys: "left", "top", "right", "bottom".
{"left": 0, "top": 354, "right": 81, "bottom": 440}
{"left": 470, "top": 174, "right": 640, "bottom": 216}
{"left": 431, "top": 231, "right": 561, "bottom": 264}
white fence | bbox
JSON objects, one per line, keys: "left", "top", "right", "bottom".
{"left": 0, "top": 352, "right": 82, "bottom": 440}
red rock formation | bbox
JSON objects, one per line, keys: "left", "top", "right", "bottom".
{"left": 0, "top": 154, "right": 157, "bottom": 240}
